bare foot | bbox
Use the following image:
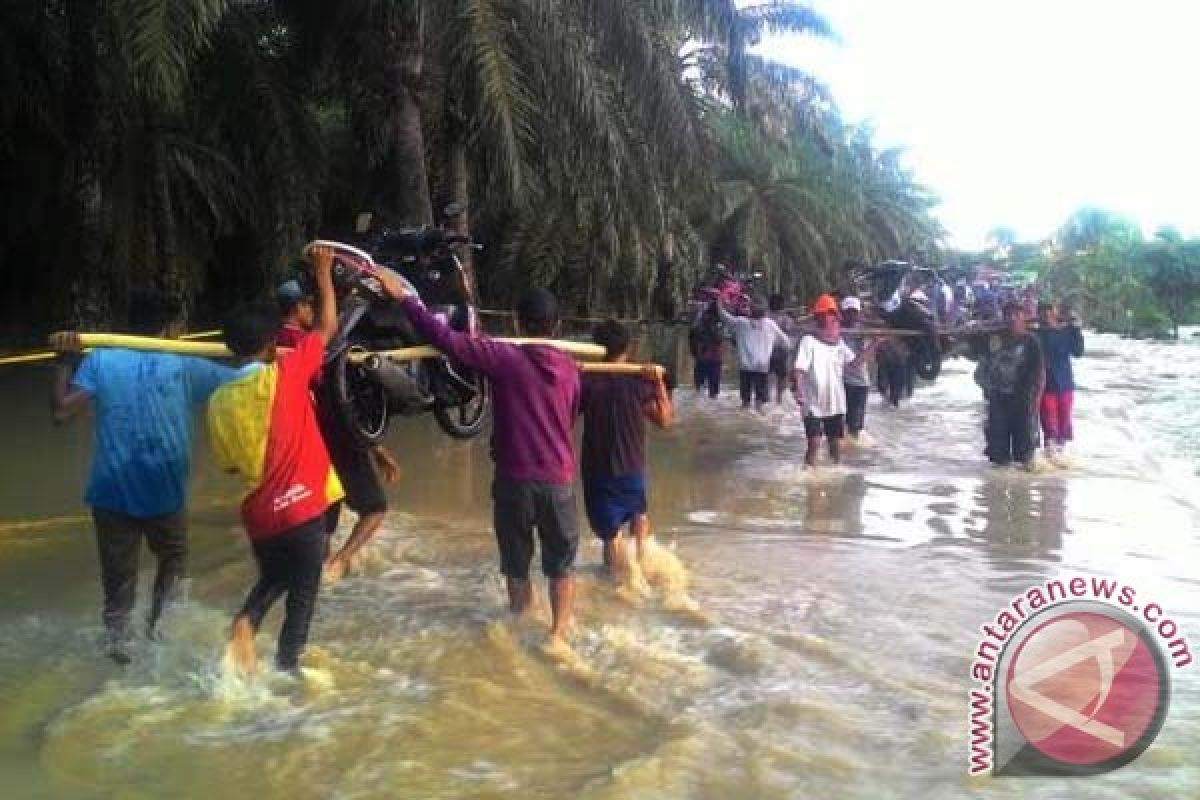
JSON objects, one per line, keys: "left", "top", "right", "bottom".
{"left": 226, "top": 617, "right": 257, "bottom": 677}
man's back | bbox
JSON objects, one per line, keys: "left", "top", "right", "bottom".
{"left": 581, "top": 374, "right": 651, "bottom": 479}
{"left": 73, "top": 349, "right": 231, "bottom": 517}
{"left": 399, "top": 297, "right": 581, "bottom": 484}
{"left": 208, "top": 335, "right": 344, "bottom": 538}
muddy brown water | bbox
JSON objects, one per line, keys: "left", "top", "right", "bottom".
{"left": 0, "top": 331, "right": 1198, "bottom": 798}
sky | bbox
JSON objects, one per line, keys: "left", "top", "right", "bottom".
{"left": 758, "top": 0, "right": 1200, "bottom": 249}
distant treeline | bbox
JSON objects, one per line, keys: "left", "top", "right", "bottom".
{"left": 946, "top": 209, "right": 1200, "bottom": 339}
{"left": 0, "top": 0, "right": 943, "bottom": 342}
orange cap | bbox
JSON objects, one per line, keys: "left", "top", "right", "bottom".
{"left": 812, "top": 294, "right": 840, "bottom": 316}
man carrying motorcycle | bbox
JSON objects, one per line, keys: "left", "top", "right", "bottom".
{"left": 384, "top": 279, "right": 582, "bottom": 646}
{"left": 275, "top": 279, "right": 401, "bottom": 584}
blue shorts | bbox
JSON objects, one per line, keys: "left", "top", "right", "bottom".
{"left": 583, "top": 473, "right": 648, "bottom": 540}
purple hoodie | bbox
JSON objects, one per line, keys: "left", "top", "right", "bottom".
{"left": 400, "top": 297, "right": 581, "bottom": 485}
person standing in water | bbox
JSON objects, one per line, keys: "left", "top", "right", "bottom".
{"left": 794, "top": 294, "right": 878, "bottom": 466}
{"left": 1037, "top": 301, "right": 1084, "bottom": 456}
{"left": 717, "top": 298, "right": 791, "bottom": 411}
{"left": 394, "top": 285, "right": 581, "bottom": 644}
{"left": 768, "top": 294, "right": 799, "bottom": 404}
{"left": 580, "top": 320, "right": 674, "bottom": 580}
{"left": 838, "top": 296, "right": 873, "bottom": 439}
{"left": 982, "top": 301, "right": 1045, "bottom": 468}
{"left": 50, "top": 290, "right": 235, "bottom": 664}
{"left": 209, "top": 246, "right": 345, "bottom": 674}
{"left": 689, "top": 302, "right": 724, "bottom": 399}
{"left": 275, "top": 279, "right": 400, "bottom": 584}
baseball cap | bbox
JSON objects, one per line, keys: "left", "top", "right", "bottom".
{"left": 812, "top": 294, "right": 840, "bottom": 316}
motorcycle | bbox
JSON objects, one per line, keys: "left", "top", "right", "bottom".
{"left": 687, "top": 265, "right": 763, "bottom": 318}
{"left": 850, "top": 261, "right": 942, "bottom": 381}
{"left": 298, "top": 222, "right": 491, "bottom": 447}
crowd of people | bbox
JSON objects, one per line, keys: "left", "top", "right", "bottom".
{"left": 47, "top": 249, "right": 1082, "bottom": 674}
{"left": 50, "top": 246, "right": 673, "bottom": 672}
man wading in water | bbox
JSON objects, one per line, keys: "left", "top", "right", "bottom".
{"left": 209, "top": 246, "right": 346, "bottom": 674}
{"left": 50, "top": 290, "right": 234, "bottom": 664}
{"left": 394, "top": 286, "right": 582, "bottom": 645}
{"left": 581, "top": 320, "right": 674, "bottom": 581}
{"left": 982, "top": 301, "right": 1045, "bottom": 468}
{"left": 275, "top": 279, "right": 401, "bottom": 584}
{"left": 794, "top": 294, "right": 879, "bottom": 466}
{"left": 1037, "top": 301, "right": 1084, "bottom": 458}
{"left": 717, "top": 298, "right": 792, "bottom": 412}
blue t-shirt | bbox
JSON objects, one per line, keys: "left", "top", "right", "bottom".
{"left": 72, "top": 350, "right": 235, "bottom": 517}
{"left": 1037, "top": 326, "right": 1084, "bottom": 393}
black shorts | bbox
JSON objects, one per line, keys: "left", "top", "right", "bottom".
{"left": 327, "top": 442, "right": 387, "bottom": 515}
{"left": 804, "top": 413, "right": 846, "bottom": 440}
{"left": 492, "top": 478, "right": 579, "bottom": 580}
{"left": 315, "top": 386, "right": 387, "bottom": 518}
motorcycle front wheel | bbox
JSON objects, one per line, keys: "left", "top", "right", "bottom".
{"left": 433, "top": 368, "right": 491, "bottom": 440}
{"left": 328, "top": 348, "right": 390, "bottom": 448}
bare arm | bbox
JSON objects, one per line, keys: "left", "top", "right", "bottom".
{"left": 48, "top": 333, "right": 90, "bottom": 423}
{"left": 641, "top": 366, "right": 674, "bottom": 429}
{"left": 308, "top": 244, "right": 338, "bottom": 343}
{"left": 371, "top": 445, "right": 400, "bottom": 484}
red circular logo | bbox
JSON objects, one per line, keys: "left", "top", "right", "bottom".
{"left": 1005, "top": 610, "right": 1167, "bottom": 768}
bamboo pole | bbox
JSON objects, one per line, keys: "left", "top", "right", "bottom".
{"left": 0, "top": 330, "right": 223, "bottom": 366}
{"left": 25, "top": 332, "right": 609, "bottom": 364}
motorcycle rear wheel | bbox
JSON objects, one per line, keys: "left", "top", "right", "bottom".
{"left": 433, "top": 369, "right": 490, "bottom": 440}
{"left": 329, "top": 348, "right": 390, "bottom": 448}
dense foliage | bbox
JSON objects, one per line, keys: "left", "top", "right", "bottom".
{"left": 0, "top": 0, "right": 942, "bottom": 337}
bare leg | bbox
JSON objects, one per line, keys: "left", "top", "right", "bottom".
{"left": 506, "top": 577, "right": 533, "bottom": 615}
{"left": 227, "top": 615, "right": 258, "bottom": 676}
{"left": 603, "top": 534, "right": 628, "bottom": 580}
{"left": 325, "top": 511, "right": 386, "bottom": 584}
{"left": 548, "top": 575, "right": 575, "bottom": 641}
{"left": 805, "top": 437, "right": 821, "bottom": 467}
{"left": 829, "top": 436, "right": 841, "bottom": 465}
{"left": 631, "top": 514, "right": 650, "bottom": 562}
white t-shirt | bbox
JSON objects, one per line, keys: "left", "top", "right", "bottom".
{"left": 718, "top": 307, "right": 790, "bottom": 372}
{"left": 795, "top": 335, "right": 857, "bottom": 417}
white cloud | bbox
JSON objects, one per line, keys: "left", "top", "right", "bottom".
{"left": 758, "top": 0, "right": 1200, "bottom": 249}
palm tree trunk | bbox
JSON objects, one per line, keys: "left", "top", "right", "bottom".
{"left": 385, "top": 28, "right": 433, "bottom": 228}
{"left": 446, "top": 137, "right": 478, "bottom": 304}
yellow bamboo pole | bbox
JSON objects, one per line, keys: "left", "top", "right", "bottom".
{"left": 0, "top": 329, "right": 225, "bottom": 366}
{"left": 22, "top": 333, "right": 609, "bottom": 364}
{"left": 353, "top": 338, "right": 606, "bottom": 363}
{"left": 579, "top": 362, "right": 664, "bottom": 375}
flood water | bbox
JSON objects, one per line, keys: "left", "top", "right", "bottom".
{"left": 1, "top": 331, "right": 1198, "bottom": 798}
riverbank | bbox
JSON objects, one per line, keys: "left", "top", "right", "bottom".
{"left": 0, "top": 332, "right": 1197, "bottom": 798}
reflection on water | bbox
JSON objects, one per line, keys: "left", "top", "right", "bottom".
{"left": 0, "top": 331, "right": 1199, "bottom": 798}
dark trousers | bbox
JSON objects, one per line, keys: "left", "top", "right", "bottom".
{"left": 92, "top": 508, "right": 187, "bottom": 644}
{"left": 238, "top": 516, "right": 326, "bottom": 671}
{"left": 739, "top": 370, "right": 769, "bottom": 406}
{"left": 845, "top": 384, "right": 869, "bottom": 434}
{"left": 986, "top": 393, "right": 1037, "bottom": 465}
{"left": 693, "top": 359, "right": 721, "bottom": 398}
{"left": 492, "top": 478, "right": 580, "bottom": 580}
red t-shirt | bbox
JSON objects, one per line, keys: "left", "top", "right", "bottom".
{"left": 208, "top": 334, "right": 344, "bottom": 539}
